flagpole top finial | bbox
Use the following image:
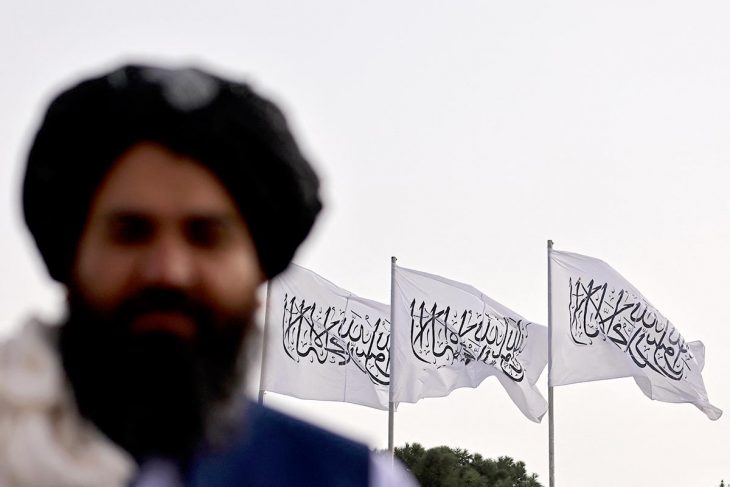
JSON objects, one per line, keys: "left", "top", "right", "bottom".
{"left": 391, "top": 256, "right": 397, "bottom": 264}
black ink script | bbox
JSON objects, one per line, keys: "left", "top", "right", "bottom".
{"left": 409, "top": 300, "right": 529, "bottom": 382}
{"left": 281, "top": 294, "right": 390, "bottom": 386}
{"left": 568, "top": 278, "right": 694, "bottom": 381}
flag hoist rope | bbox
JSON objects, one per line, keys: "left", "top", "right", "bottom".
{"left": 547, "top": 240, "right": 555, "bottom": 487}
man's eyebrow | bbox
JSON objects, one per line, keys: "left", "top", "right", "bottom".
{"left": 99, "top": 210, "right": 240, "bottom": 222}
{"left": 102, "top": 210, "right": 152, "bottom": 221}
{"left": 184, "top": 212, "right": 242, "bottom": 225}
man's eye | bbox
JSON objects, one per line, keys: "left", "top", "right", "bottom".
{"left": 109, "top": 217, "right": 153, "bottom": 244}
{"left": 186, "top": 219, "right": 227, "bottom": 248}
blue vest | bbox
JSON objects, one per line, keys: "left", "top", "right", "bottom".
{"left": 187, "top": 402, "right": 370, "bottom": 487}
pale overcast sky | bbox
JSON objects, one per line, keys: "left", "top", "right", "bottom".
{"left": 1, "top": 1, "right": 728, "bottom": 486}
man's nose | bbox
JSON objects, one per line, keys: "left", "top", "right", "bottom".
{"left": 137, "top": 234, "right": 195, "bottom": 289}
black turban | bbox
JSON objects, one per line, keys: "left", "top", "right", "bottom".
{"left": 23, "top": 64, "right": 322, "bottom": 282}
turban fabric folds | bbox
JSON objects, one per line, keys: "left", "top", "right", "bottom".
{"left": 23, "top": 64, "right": 322, "bottom": 282}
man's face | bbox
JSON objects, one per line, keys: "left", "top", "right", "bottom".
{"left": 62, "top": 141, "right": 265, "bottom": 460}
{"left": 73, "top": 141, "right": 264, "bottom": 337}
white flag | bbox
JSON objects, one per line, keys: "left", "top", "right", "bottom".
{"left": 261, "top": 264, "right": 390, "bottom": 410}
{"left": 549, "top": 249, "right": 722, "bottom": 420}
{"left": 392, "top": 266, "right": 548, "bottom": 422}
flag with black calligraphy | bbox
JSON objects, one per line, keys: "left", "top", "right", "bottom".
{"left": 391, "top": 265, "right": 548, "bottom": 422}
{"left": 549, "top": 250, "right": 722, "bottom": 420}
{"left": 261, "top": 264, "right": 390, "bottom": 410}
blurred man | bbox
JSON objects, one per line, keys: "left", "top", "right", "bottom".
{"left": 1, "top": 63, "right": 415, "bottom": 486}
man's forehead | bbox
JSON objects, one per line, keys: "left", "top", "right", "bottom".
{"left": 91, "top": 141, "right": 244, "bottom": 219}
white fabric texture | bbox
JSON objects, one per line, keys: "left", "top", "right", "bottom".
{"left": 391, "top": 266, "right": 548, "bottom": 423}
{"left": 369, "top": 453, "right": 419, "bottom": 487}
{"left": 0, "top": 320, "right": 135, "bottom": 486}
{"left": 132, "top": 458, "right": 185, "bottom": 487}
{"left": 549, "top": 249, "right": 722, "bottom": 420}
{"left": 262, "top": 264, "right": 390, "bottom": 410}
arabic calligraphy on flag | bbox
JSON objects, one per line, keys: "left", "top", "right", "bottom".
{"left": 409, "top": 300, "right": 529, "bottom": 382}
{"left": 392, "top": 265, "right": 548, "bottom": 422}
{"left": 549, "top": 250, "right": 722, "bottom": 420}
{"left": 262, "top": 264, "right": 390, "bottom": 410}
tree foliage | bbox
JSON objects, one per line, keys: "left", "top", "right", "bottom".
{"left": 394, "top": 443, "right": 543, "bottom": 487}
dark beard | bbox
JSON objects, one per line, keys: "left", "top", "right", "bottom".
{"left": 58, "top": 287, "right": 253, "bottom": 465}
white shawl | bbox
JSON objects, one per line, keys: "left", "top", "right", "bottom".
{"left": 0, "top": 321, "right": 134, "bottom": 487}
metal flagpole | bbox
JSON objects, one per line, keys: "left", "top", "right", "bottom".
{"left": 388, "top": 256, "right": 397, "bottom": 459}
{"left": 258, "top": 280, "right": 273, "bottom": 405}
{"left": 547, "top": 240, "right": 555, "bottom": 487}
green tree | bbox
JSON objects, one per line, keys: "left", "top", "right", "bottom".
{"left": 394, "top": 443, "right": 542, "bottom": 487}
{"left": 397, "top": 442, "right": 427, "bottom": 470}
